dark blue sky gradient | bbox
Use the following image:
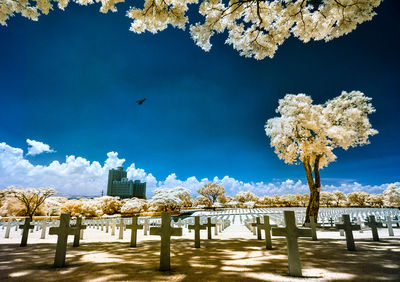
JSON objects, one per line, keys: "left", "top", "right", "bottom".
{"left": 0, "top": 0, "right": 399, "bottom": 186}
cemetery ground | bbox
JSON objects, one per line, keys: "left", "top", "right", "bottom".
{"left": 0, "top": 219, "right": 399, "bottom": 281}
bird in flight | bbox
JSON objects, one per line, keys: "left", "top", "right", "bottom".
{"left": 136, "top": 98, "right": 146, "bottom": 105}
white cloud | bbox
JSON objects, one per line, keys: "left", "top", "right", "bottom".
{"left": 0, "top": 141, "right": 396, "bottom": 198}
{"left": 26, "top": 139, "right": 55, "bottom": 156}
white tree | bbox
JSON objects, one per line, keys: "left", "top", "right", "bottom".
{"left": 383, "top": 183, "right": 400, "bottom": 208}
{"left": 0, "top": 0, "right": 382, "bottom": 60}
{"left": 234, "top": 190, "right": 258, "bottom": 203}
{"left": 197, "top": 182, "right": 224, "bottom": 204}
{"left": 265, "top": 91, "right": 377, "bottom": 222}
{"left": 121, "top": 197, "right": 148, "bottom": 213}
{"left": 149, "top": 187, "right": 190, "bottom": 211}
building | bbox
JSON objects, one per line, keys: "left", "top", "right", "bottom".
{"left": 107, "top": 167, "right": 146, "bottom": 199}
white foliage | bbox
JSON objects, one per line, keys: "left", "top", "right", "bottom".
{"left": 0, "top": 0, "right": 382, "bottom": 59}
{"left": 148, "top": 186, "right": 189, "bottom": 211}
{"left": 383, "top": 183, "right": 400, "bottom": 207}
{"left": 121, "top": 197, "right": 147, "bottom": 213}
{"left": 265, "top": 91, "right": 378, "bottom": 169}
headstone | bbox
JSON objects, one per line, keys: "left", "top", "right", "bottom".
{"left": 118, "top": 219, "right": 125, "bottom": 239}
{"left": 271, "top": 211, "right": 312, "bottom": 277}
{"left": 72, "top": 217, "right": 86, "bottom": 247}
{"left": 111, "top": 220, "right": 116, "bottom": 236}
{"left": 19, "top": 217, "right": 34, "bottom": 247}
{"left": 381, "top": 216, "right": 395, "bottom": 236}
{"left": 305, "top": 216, "right": 319, "bottom": 241}
{"left": 258, "top": 215, "right": 276, "bottom": 250}
{"left": 150, "top": 212, "right": 182, "bottom": 271}
{"left": 126, "top": 216, "right": 143, "bottom": 247}
{"left": 4, "top": 219, "right": 12, "bottom": 239}
{"left": 214, "top": 218, "right": 218, "bottom": 236}
{"left": 335, "top": 214, "right": 360, "bottom": 251}
{"left": 143, "top": 219, "right": 150, "bottom": 235}
{"left": 206, "top": 218, "right": 216, "bottom": 240}
{"left": 49, "top": 213, "right": 77, "bottom": 267}
{"left": 188, "top": 216, "right": 206, "bottom": 248}
{"left": 105, "top": 220, "right": 109, "bottom": 233}
{"left": 338, "top": 217, "right": 345, "bottom": 236}
{"left": 366, "top": 215, "right": 382, "bottom": 241}
{"left": 251, "top": 217, "right": 262, "bottom": 240}
{"left": 40, "top": 220, "right": 51, "bottom": 239}
{"left": 328, "top": 218, "right": 334, "bottom": 228}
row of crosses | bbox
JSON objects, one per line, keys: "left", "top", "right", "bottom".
{"left": 15, "top": 210, "right": 393, "bottom": 277}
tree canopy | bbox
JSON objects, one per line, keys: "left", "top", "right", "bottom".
{"left": 0, "top": 0, "right": 382, "bottom": 59}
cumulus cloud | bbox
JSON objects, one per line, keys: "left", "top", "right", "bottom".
{"left": 0, "top": 141, "right": 396, "bottom": 198}
{"left": 26, "top": 139, "right": 55, "bottom": 156}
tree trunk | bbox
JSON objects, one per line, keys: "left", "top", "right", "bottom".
{"left": 303, "top": 155, "right": 321, "bottom": 224}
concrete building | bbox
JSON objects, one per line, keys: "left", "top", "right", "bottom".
{"left": 107, "top": 167, "right": 146, "bottom": 199}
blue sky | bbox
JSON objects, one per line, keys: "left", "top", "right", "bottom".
{"left": 0, "top": 0, "right": 399, "bottom": 196}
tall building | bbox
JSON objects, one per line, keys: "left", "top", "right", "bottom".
{"left": 107, "top": 167, "right": 146, "bottom": 199}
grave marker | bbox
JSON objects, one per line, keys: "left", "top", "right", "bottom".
{"left": 258, "top": 215, "right": 276, "bottom": 250}
{"left": 4, "top": 219, "right": 12, "bottom": 239}
{"left": 206, "top": 218, "right": 216, "bottom": 239}
{"left": 150, "top": 212, "right": 182, "bottom": 271}
{"left": 381, "top": 216, "right": 395, "bottom": 236}
{"left": 126, "top": 216, "right": 143, "bottom": 247}
{"left": 19, "top": 217, "right": 34, "bottom": 247}
{"left": 49, "top": 213, "right": 77, "bottom": 267}
{"left": 40, "top": 220, "right": 51, "bottom": 239}
{"left": 118, "top": 219, "right": 125, "bottom": 239}
{"left": 188, "top": 216, "right": 206, "bottom": 248}
{"left": 305, "top": 216, "right": 320, "bottom": 241}
{"left": 335, "top": 214, "right": 360, "bottom": 251}
{"left": 271, "top": 211, "right": 312, "bottom": 277}
{"left": 366, "top": 215, "right": 382, "bottom": 241}
{"left": 72, "top": 217, "right": 86, "bottom": 247}
{"left": 251, "top": 217, "right": 262, "bottom": 240}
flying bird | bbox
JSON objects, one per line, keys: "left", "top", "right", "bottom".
{"left": 136, "top": 98, "right": 146, "bottom": 105}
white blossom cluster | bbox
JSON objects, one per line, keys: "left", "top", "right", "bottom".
{"left": 0, "top": 0, "right": 382, "bottom": 59}
{"left": 265, "top": 90, "right": 378, "bottom": 170}
{"left": 128, "top": 0, "right": 198, "bottom": 34}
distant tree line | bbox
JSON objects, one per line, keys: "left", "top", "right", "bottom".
{"left": 0, "top": 183, "right": 399, "bottom": 218}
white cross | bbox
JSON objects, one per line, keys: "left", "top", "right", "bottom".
{"left": 188, "top": 216, "right": 206, "bottom": 248}
{"left": 126, "top": 216, "right": 143, "bottom": 247}
{"left": 49, "top": 213, "right": 77, "bottom": 267}
{"left": 272, "top": 211, "right": 312, "bottom": 277}
{"left": 150, "top": 212, "right": 182, "bottom": 271}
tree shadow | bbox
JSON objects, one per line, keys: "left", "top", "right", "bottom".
{"left": 0, "top": 236, "right": 399, "bottom": 281}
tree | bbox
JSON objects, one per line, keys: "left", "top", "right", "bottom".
{"left": 347, "top": 191, "right": 369, "bottom": 207}
{"left": 367, "top": 194, "right": 384, "bottom": 208}
{"left": 234, "top": 190, "right": 258, "bottom": 203}
{"left": 194, "top": 195, "right": 213, "bottom": 207}
{"left": 121, "top": 198, "right": 148, "bottom": 213}
{"left": 383, "top": 183, "right": 400, "bottom": 208}
{"left": 0, "top": 0, "right": 382, "bottom": 60}
{"left": 320, "top": 191, "right": 334, "bottom": 207}
{"left": 2, "top": 186, "right": 56, "bottom": 219}
{"left": 279, "top": 194, "right": 297, "bottom": 207}
{"left": 265, "top": 91, "right": 377, "bottom": 223}
{"left": 295, "top": 193, "right": 309, "bottom": 207}
{"left": 97, "top": 196, "right": 122, "bottom": 215}
{"left": 198, "top": 182, "right": 225, "bottom": 204}
{"left": 332, "top": 190, "right": 346, "bottom": 207}
{"left": 149, "top": 187, "right": 190, "bottom": 211}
